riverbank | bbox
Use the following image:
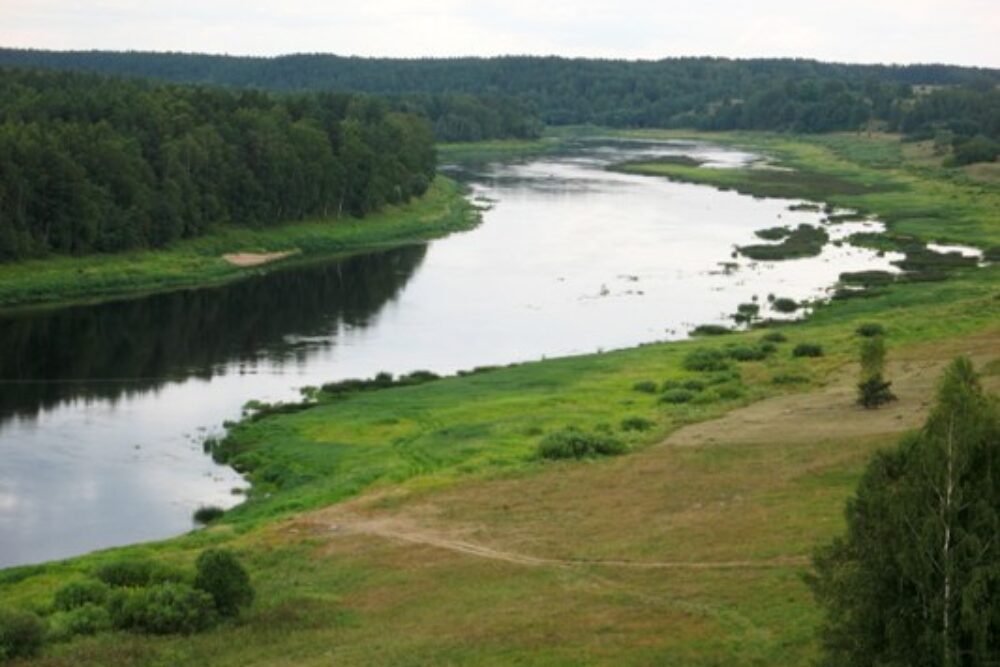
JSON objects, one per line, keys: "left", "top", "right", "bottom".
{"left": 0, "top": 177, "right": 478, "bottom": 311}
{"left": 2, "top": 132, "right": 998, "bottom": 665}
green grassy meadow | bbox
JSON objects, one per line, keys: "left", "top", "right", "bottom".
{"left": 2, "top": 132, "right": 999, "bottom": 665}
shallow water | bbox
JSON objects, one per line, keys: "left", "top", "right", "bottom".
{"left": 0, "top": 139, "right": 903, "bottom": 568}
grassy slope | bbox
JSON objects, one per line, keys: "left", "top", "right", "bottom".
{"left": 3, "top": 132, "right": 999, "bottom": 666}
{"left": 0, "top": 177, "right": 477, "bottom": 311}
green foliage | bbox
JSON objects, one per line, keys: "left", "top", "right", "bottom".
{"left": 739, "top": 224, "right": 830, "bottom": 261}
{"left": 771, "top": 298, "right": 799, "bottom": 313}
{"left": 112, "top": 583, "right": 218, "bottom": 635}
{"left": 193, "top": 506, "right": 225, "bottom": 524}
{"left": 754, "top": 227, "right": 791, "bottom": 241}
{"left": 53, "top": 580, "right": 110, "bottom": 611}
{"left": 0, "top": 607, "right": 45, "bottom": 660}
{"left": 683, "top": 348, "right": 731, "bottom": 372}
{"left": 632, "top": 380, "right": 658, "bottom": 394}
{"left": 660, "top": 389, "right": 695, "bottom": 404}
{"left": 619, "top": 416, "right": 654, "bottom": 432}
{"left": 857, "top": 336, "right": 896, "bottom": 408}
{"left": 690, "top": 324, "right": 733, "bottom": 336}
{"left": 94, "top": 559, "right": 182, "bottom": 588}
{"left": 0, "top": 68, "right": 437, "bottom": 261}
{"left": 811, "top": 357, "right": 1000, "bottom": 666}
{"left": 193, "top": 550, "right": 254, "bottom": 618}
{"left": 537, "top": 428, "right": 626, "bottom": 460}
{"left": 855, "top": 322, "right": 886, "bottom": 338}
{"left": 726, "top": 345, "right": 768, "bottom": 362}
{"left": 47, "top": 604, "right": 111, "bottom": 642}
{"left": 792, "top": 343, "right": 824, "bottom": 358}
{"left": 761, "top": 331, "right": 788, "bottom": 343}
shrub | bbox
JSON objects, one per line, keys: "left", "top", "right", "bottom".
{"left": 0, "top": 608, "right": 45, "bottom": 660}
{"left": 771, "top": 297, "right": 799, "bottom": 313}
{"left": 53, "top": 580, "right": 110, "bottom": 611}
{"left": 683, "top": 348, "right": 730, "bottom": 372}
{"left": 727, "top": 345, "right": 767, "bottom": 362}
{"left": 632, "top": 380, "right": 658, "bottom": 394}
{"left": 620, "top": 416, "right": 654, "bottom": 432}
{"left": 94, "top": 559, "right": 183, "bottom": 588}
{"left": 706, "top": 370, "right": 742, "bottom": 385}
{"left": 691, "top": 324, "right": 733, "bottom": 336}
{"left": 681, "top": 379, "right": 706, "bottom": 392}
{"left": 661, "top": 379, "right": 683, "bottom": 391}
{"left": 793, "top": 343, "right": 824, "bottom": 358}
{"left": 761, "top": 331, "right": 788, "bottom": 343}
{"left": 193, "top": 506, "right": 225, "bottom": 524}
{"left": 115, "top": 583, "right": 217, "bottom": 635}
{"left": 194, "top": 549, "right": 254, "bottom": 618}
{"left": 855, "top": 322, "right": 885, "bottom": 338}
{"left": 47, "top": 604, "right": 111, "bottom": 641}
{"left": 660, "top": 389, "right": 695, "bottom": 404}
{"left": 537, "top": 429, "right": 626, "bottom": 460}
{"left": 759, "top": 341, "right": 777, "bottom": 354}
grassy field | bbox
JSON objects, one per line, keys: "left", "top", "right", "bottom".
{"left": 0, "top": 177, "right": 477, "bottom": 311}
{"left": 2, "top": 132, "right": 999, "bottom": 665}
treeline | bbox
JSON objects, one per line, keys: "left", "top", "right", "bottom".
{"left": 0, "top": 68, "right": 437, "bottom": 260}
{"left": 0, "top": 50, "right": 997, "bottom": 151}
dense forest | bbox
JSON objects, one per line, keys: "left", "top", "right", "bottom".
{"left": 0, "top": 68, "right": 437, "bottom": 260}
{"left": 1, "top": 49, "right": 998, "bottom": 161}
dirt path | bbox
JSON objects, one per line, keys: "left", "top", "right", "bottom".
{"left": 307, "top": 513, "right": 808, "bottom": 570}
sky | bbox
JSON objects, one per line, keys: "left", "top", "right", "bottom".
{"left": 1, "top": 0, "right": 999, "bottom": 68}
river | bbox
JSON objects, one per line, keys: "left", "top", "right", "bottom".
{"left": 0, "top": 139, "right": 902, "bottom": 568}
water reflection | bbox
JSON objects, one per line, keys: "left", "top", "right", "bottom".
{"left": 0, "top": 245, "right": 427, "bottom": 422}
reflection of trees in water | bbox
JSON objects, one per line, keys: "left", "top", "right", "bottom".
{"left": 0, "top": 245, "right": 427, "bottom": 421}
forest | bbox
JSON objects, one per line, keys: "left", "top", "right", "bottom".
{"left": 1, "top": 49, "right": 998, "bottom": 161}
{"left": 0, "top": 68, "right": 438, "bottom": 260}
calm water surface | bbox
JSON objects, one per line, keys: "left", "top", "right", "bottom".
{"left": 0, "top": 140, "right": 902, "bottom": 568}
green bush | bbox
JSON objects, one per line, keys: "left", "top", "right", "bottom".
{"left": 47, "top": 604, "right": 111, "bottom": 642}
{"left": 855, "top": 322, "right": 886, "bottom": 338}
{"left": 194, "top": 550, "right": 254, "bottom": 618}
{"left": 761, "top": 331, "right": 788, "bottom": 343}
{"left": 193, "top": 506, "right": 225, "bottom": 524}
{"left": 681, "top": 379, "right": 706, "bottom": 392}
{"left": 691, "top": 324, "right": 732, "bottom": 336}
{"left": 727, "top": 345, "right": 767, "bottom": 362}
{"left": 771, "top": 297, "right": 799, "bottom": 313}
{"left": 0, "top": 608, "right": 45, "bottom": 660}
{"left": 706, "top": 370, "right": 742, "bottom": 385}
{"left": 793, "top": 343, "right": 824, "bottom": 358}
{"left": 114, "top": 583, "right": 217, "bottom": 635}
{"left": 683, "top": 348, "right": 730, "bottom": 372}
{"left": 94, "top": 559, "right": 182, "bottom": 588}
{"left": 660, "top": 389, "right": 695, "bottom": 404}
{"left": 715, "top": 384, "right": 746, "bottom": 400}
{"left": 620, "top": 416, "right": 654, "bottom": 432}
{"left": 632, "top": 380, "right": 658, "bottom": 394}
{"left": 53, "top": 580, "right": 110, "bottom": 611}
{"left": 661, "top": 379, "right": 684, "bottom": 391}
{"left": 537, "top": 428, "right": 626, "bottom": 460}
{"left": 759, "top": 341, "right": 778, "bottom": 354}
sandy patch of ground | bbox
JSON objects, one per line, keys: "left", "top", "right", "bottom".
{"left": 222, "top": 250, "right": 298, "bottom": 267}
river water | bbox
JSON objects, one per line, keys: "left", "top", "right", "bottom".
{"left": 0, "top": 139, "right": 902, "bottom": 568}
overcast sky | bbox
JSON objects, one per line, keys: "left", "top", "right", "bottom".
{"left": 2, "top": 0, "right": 998, "bottom": 68}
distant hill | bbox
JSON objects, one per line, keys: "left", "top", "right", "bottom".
{"left": 1, "top": 48, "right": 999, "bottom": 137}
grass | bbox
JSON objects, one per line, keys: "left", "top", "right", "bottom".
{"left": 436, "top": 137, "right": 564, "bottom": 163}
{"left": 0, "top": 177, "right": 477, "bottom": 311}
{"left": 1, "top": 131, "right": 998, "bottom": 665}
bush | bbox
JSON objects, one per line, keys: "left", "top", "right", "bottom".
{"left": 793, "top": 343, "right": 824, "bottom": 358}
{"left": 193, "top": 506, "right": 225, "bottom": 524}
{"left": 537, "top": 428, "right": 626, "bottom": 460}
{"left": 194, "top": 550, "right": 254, "bottom": 618}
{"left": 771, "top": 297, "right": 799, "bottom": 313}
{"left": 681, "top": 379, "right": 706, "bottom": 392}
{"left": 683, "top": 348, "right": 730, "bottom": 372}
{"left": 855, "top": 322, "right": 885, "bottom": 338}
{"left": 47, "top": 604, "right": 111, "bottom": 642}
{"left": 620, "top": 416, "right": 654, "bottom": 432}
{"left": 0, "top": 608, "right": 45, "bottom": 660}
{"left": 94, "top": 559, "right": 183, "bottom": 588}
{"left": 761, "top": 331, "right": 788, "bottom": 343}
{"left": 660, "top": 389, "right": 695, "bottom": 404}
{"left": 857, "top": 377, "right": 897, "bottom": 408}
{"left": 691, "top": 324, "right": 732, "bottom": 336}
{"left": 632, "top": 380, "right": 658, "bottom": 394}
{"left": 726, "top": 345, "right": 767, "bottom": 362}
{"left": 53, "top": 580, "right": 110, "bottom": 611}
{"left": 115, "top": 583, "right": 217, "bottom": 635}
{"left": 706, "top": 370, "right": 742, "bottom": 385}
